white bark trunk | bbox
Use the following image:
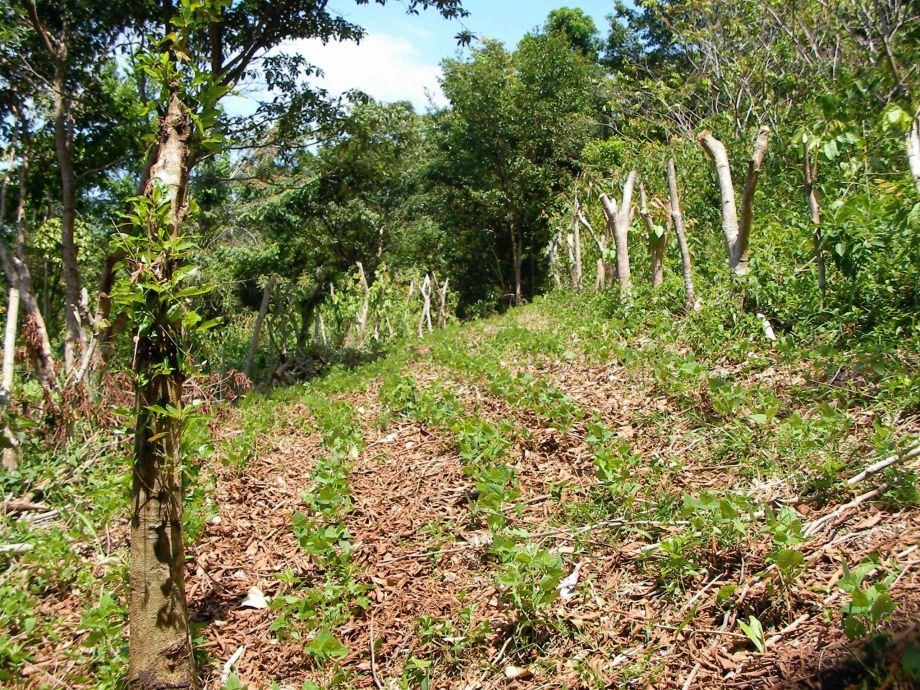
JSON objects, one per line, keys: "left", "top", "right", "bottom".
{"left": 437, "top": 277, "right": 449, "bottom": 328}
{"left": 599, "top": 170, "right": 636, "bottom": 295}
{"left": 417, "top": 275, "right": 432, "bottom": 337}
{"left": 1, "top": 288, "right": 20, "bottom": 471}
{"left": 907, "top": 112, "right": 920, "bottom": 194}
{"left": 572, "top": 200, "right": 583, "bottom": 291}
{"left": 698, "top": 130, "right": 739, "bottom": 264}
{"left": 667, "top": 159, "right": 698, "bottom": 313}
{"left": 355, "top": 261, "right": 371, "bottom": 346}
{"left": 1, "top": 288, "right": 19, "bottom": 407}
{"left": 698, "top": 127, "right": 770, "bottom": 275}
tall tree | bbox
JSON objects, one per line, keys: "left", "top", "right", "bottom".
{"left": 435, "top": 28, "right": 599, "bottom": 307}
{"left": 544, "top": 6, "right": 601, "bottom": 61}
{"left": 112, "top": 2, "right": 468, "bottom": 686}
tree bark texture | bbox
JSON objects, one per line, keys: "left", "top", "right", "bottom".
{"left": 600, "top": 170, "right": 637, "bottom": 295}
{"left": 511, "top": 226, "right": 523, "bottom": 306}
{"left": 128, "top": 88, "right": 197, "bottom": 690}
{"left": 640, "top": 183, "right": 667, "bottom": 288}
{"left": 437, "top": 277, "right": 449, "bottom": 328}
{"left": 244, "top": 275, "right": 276, "bottom": 379}
{"left": 571, "top": 200, "right": 583, "bottom": 291}
{"left": 667, "top": 159, "right": 698, "bottom": 313}
{"left": 54, "top": 60, "right": 85, "bottom": 375}
{"left": 417, "top": 274, "right": 433, "bottom": 337}
{"left": 802, "top": 142, "right": 826, "bottom": 294}
{"left": 698, "top": 127, "right": 770, "bottom": 275}
{"left": 907, "top": 111, "right": 920, "bottom": 194}
{"left": 355, "top": 262, "right": 371, "bottom": 346}
{"left": 1, "top": 288, "right": 20, "bottom": 471}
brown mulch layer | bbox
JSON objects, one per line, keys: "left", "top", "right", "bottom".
{"left": 187, "top": 402, "right": 325, "bottom": 686}
{"left": 18, "top": 333, "right": 920, "bottom": 690}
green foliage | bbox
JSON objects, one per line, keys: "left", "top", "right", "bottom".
{"left": 492, "top": 534, "right": 565, "bottom": 627}
{"left": 839, "top": 556, "right": 898, "bottom": 641}
{"left": 739, "top": 616, "right": 766, "bottom": 653}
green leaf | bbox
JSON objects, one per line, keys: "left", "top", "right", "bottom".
{"left": 716, "top": 584, "right": 737, "bottom": 602}
{"left": 869, "top": 591, "right": 896, "bottom": 622}
{"left": 305, "top": 630, "right": 348, "bottom": 660}
{"left": 772, "top": 549, "right": 804, "bottom": 573}
{"left": 739, "top": 616, "right": 766, "bottom": 653}
{"left": 886, "top": 105, "right": 906, "bottom": 125}
{"left": 902, "top": 646, "right": 920, "bottom": 681}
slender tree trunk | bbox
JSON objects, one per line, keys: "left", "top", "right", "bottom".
{"left": 355, "top": 262, "right": 371, "bottom": 346}
{"left": 0, "top": 132, "right": 57, "bottom": 399}
{"left": 2, "top": 289, "right": 20, "bottom": 406}
{"left": 437, "top": 277, "right": 449, "bottom": 328}
{"left": 571, "top": 201, "right": 583, "bottom": 292}
{"left": 737, "top": 126, "right": 771, "bottom": 272}
{"left": 244, "top": 275, "right": 275, "bottom": 379}
{"left": 1, "top": 288, "right": 20, "bottom": 471}
{"left": 0, "top": 136, "right": 14, "bottom": 225}
{"left": 640, "top": 183, "right": 667, "bottom": 288}
{"left": 698, "top": 130, "right": 740, "bottom": 268}
{"left": 54, "top": 61, "right": 85, "bottom": 375}
{"left": 547, "top": 234, "right": 563, "bottom": 290}
{"left": 511, "top": 226, "right": 523, "bottom": 306}
{"left": 667, "top": 159, "right": 697, "bottom": 313}
{"left": 802, "top": 142, "right": 826, "bottom": 295}
{"left": 907, "top": 110, "right": 920, "bottom": 194}
{"left": 417, "top": 275, "right": 432, "bottom": 337}
{"left": 128, "top": 88, "right": 197, "bottom": 690}
{"left": 313, "top": 308, "right": 326, "bottom": 347}
{"left": 295, "top": 268, "right": 330, "bottom": 357}
{"left": 564, "top": 233, "right": 577, "bottom": 287}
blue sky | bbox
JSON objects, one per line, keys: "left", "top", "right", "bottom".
{"left": 228, "top": 1, "right": 616, "bottom": 114}
{"left": 331, "top": 0, "right": 615, "bottom": 64}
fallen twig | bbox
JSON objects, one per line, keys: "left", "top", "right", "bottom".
{"left": 1, "top": 500, "right": 47, "bottom": 514}
{"left": 682, "top": 663, "right": 702, "bottom": 690}
{"left": 220, "top": 645, "right": 245, "bottom": 686}
{"left": 848, "top": 444, "right": 920, "bottom": 486}
{"left": 804, "top": 484, "right": 888, "bottom": 537}
{"left": 370, "top": 619, "right": 383, "bottom": 690}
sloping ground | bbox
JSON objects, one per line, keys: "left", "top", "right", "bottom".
{"left": 6, "top": 293, "right": 919, "bottom": 689}
{"left": 184, "top": 297, "right": 919, "bottom": 689}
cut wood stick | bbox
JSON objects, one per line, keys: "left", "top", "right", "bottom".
{"left": 848, "top": 444, "right": 920, "bottom": 486}
{"left": 682, "top": 663, "right": 701, "bottom": 690}
{"left": 369, "top": 619, "right": 384, "bottom": 690}
{"left": 765, "top": 613, "right": 810, "bottom": 647}
{"left": 220, "top": 645, "right": 245, "bottom": 686}
{"left": 804, "top": 484, "right": 888, "bottom": 537}
{"left": 605, "top": 610, "right": 749, "bottom": 640}
{"left": 1, "top": 500, "right": 48, "bottom": 514}
{"left": 1, "top": 287, "right": 19, "bottom": 407}
{"left": 0, "top": 543, "right": 33, "bottom": 554}
{"left": 20, "top": 509, "right": 58, "bottom": 523}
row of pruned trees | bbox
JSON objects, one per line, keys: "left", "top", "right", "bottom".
{"left": 548, "top": 125, "right": 832, "bottom": 315}
{"left": 240, "top": 264, "right": 453, "bottom": 384}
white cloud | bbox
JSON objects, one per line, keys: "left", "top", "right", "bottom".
{"left": 280, "top": 33, "right": 447, "bottom": 111}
